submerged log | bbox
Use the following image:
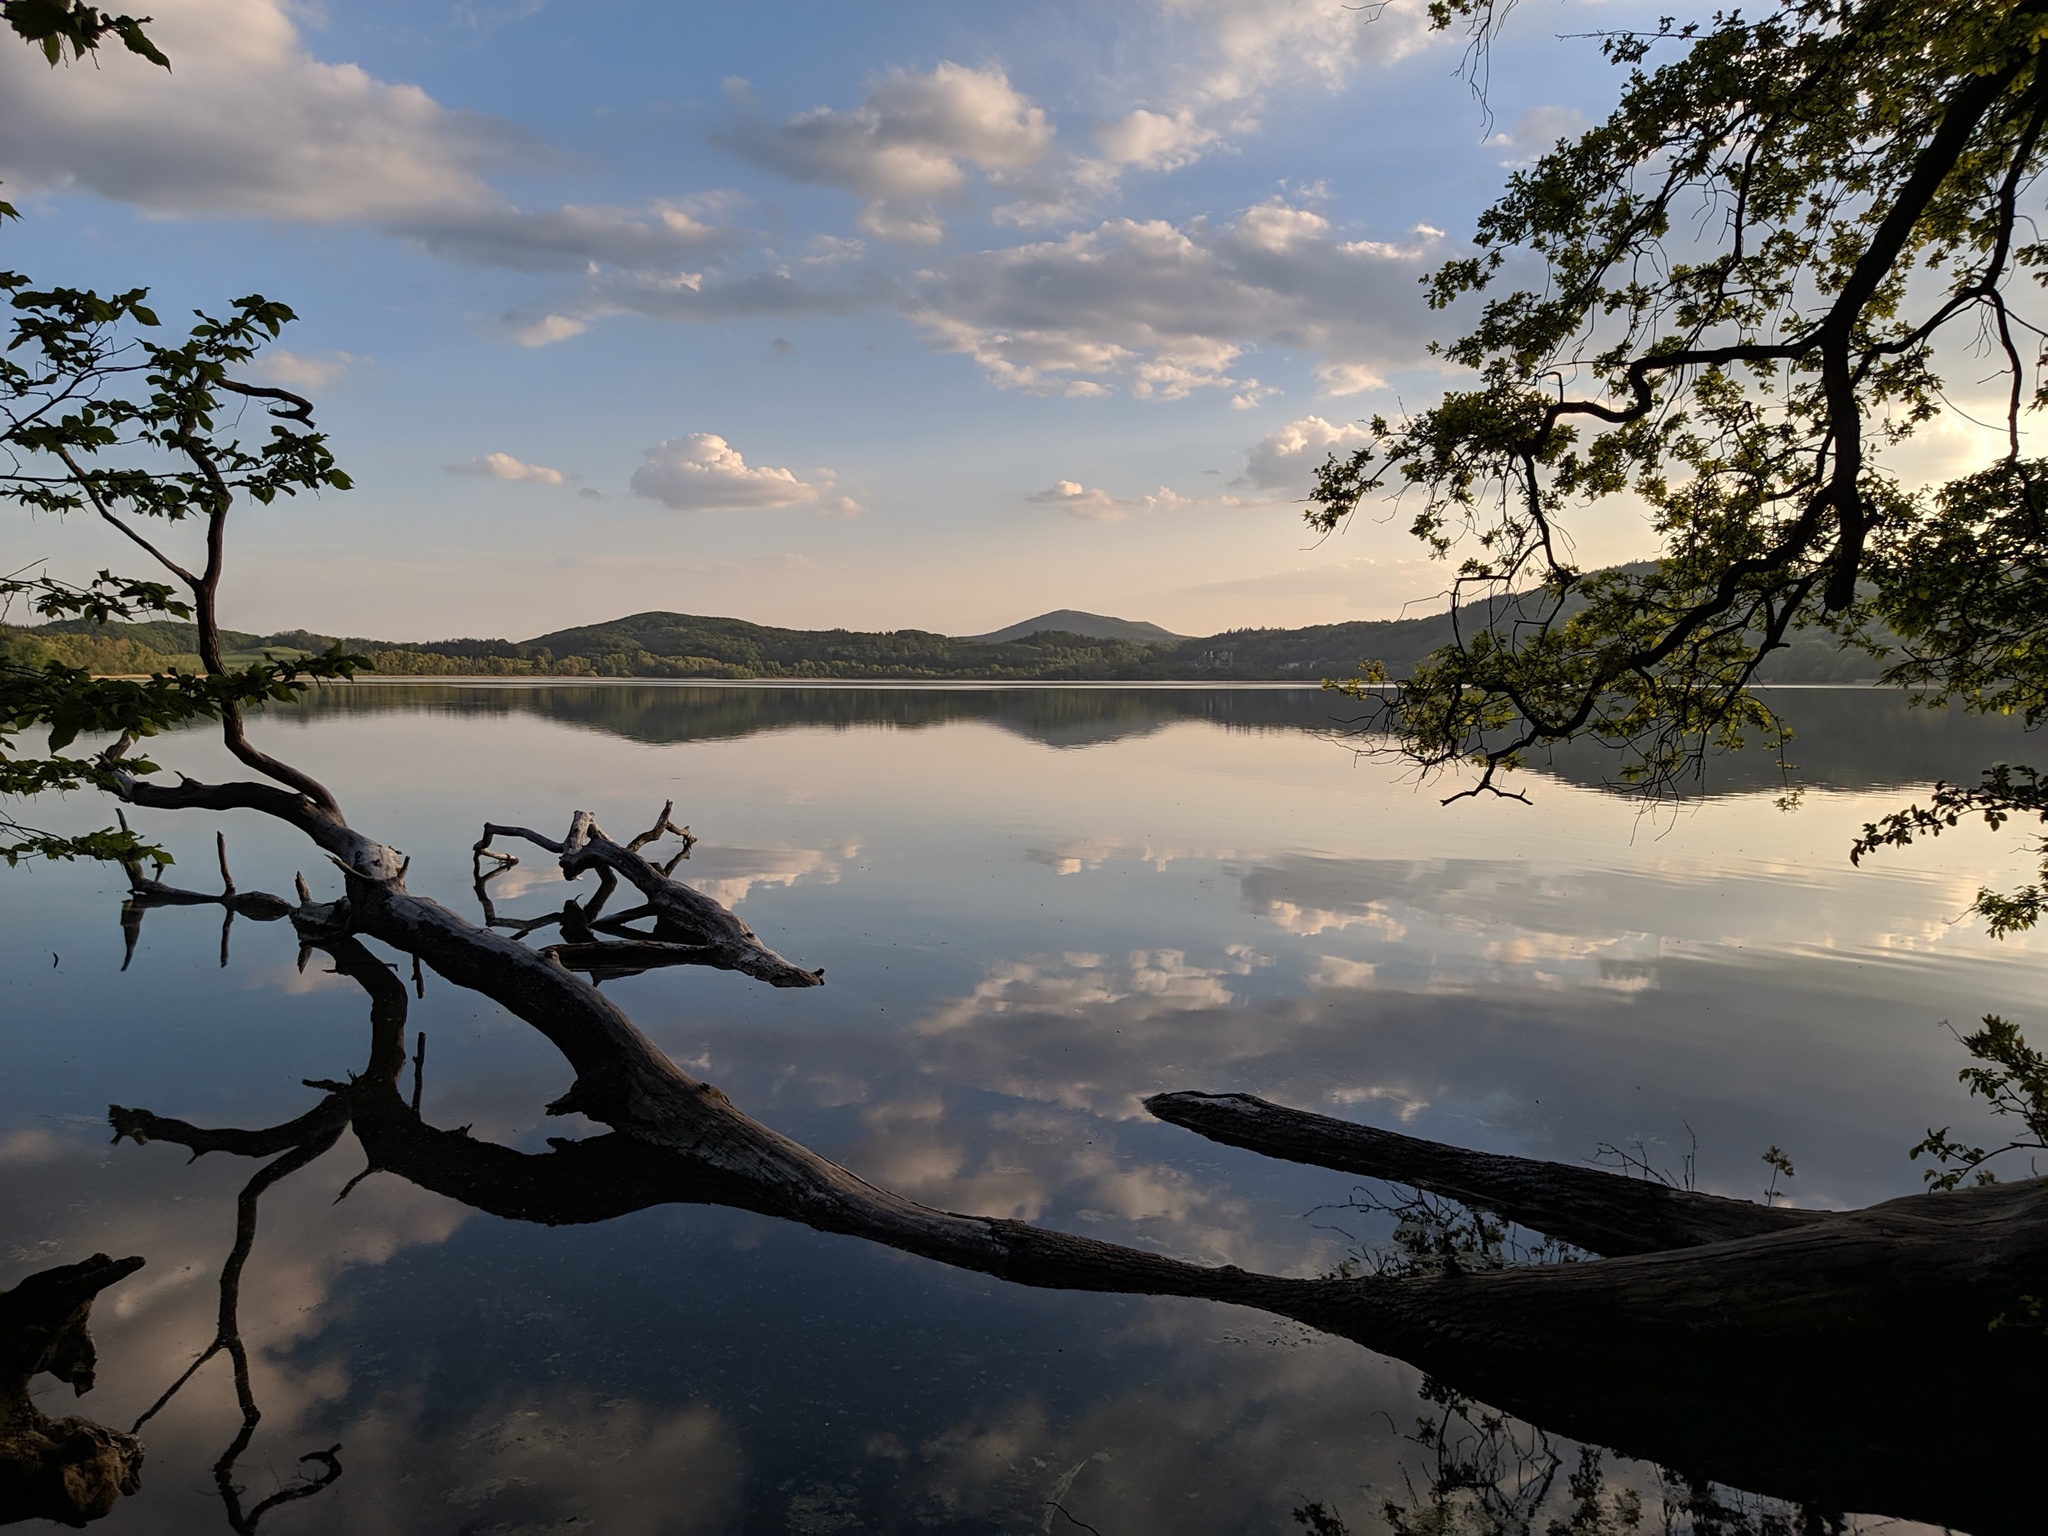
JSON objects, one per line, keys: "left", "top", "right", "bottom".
{"left": 0, "top": 1255, "right": 146, "bottom": 1527}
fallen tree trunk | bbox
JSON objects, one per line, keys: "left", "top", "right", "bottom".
{"left": 1145, "top": 1090, "right": 1826, "bottom": 1254}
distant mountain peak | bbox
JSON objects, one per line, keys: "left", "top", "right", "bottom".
{"left": 964, "top": 609, "right": 1187, "bottom": 645}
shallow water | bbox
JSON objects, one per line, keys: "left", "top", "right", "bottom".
{"left": 5, "top": 683, "right": 2043, "bottom": 1533}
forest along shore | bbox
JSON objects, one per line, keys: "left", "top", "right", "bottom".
{"left": 2, "top": 598, "right": 1884, "bottom": 685}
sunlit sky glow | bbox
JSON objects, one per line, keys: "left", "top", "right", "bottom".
{"left": 0, "top": 0, "right": 2001, "bottom": 640}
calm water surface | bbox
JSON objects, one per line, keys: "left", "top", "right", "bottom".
{"left": 5, "top": 684, "right": 2044, "bottom": 1533}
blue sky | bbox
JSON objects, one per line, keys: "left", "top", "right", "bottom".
{"left": 1, "top": 0, "right": 1671, "bottom": 640}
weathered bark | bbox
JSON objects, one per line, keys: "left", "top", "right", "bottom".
{"left": 0, "top": 1255, "right": 146, "bottom": 1528}
{"left": 1146, "top": 1090, "right": 1825, "bottom": 1255}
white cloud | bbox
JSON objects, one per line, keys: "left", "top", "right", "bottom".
{"left": 719, "top": 64, "right": 1054, "bottom": 243}
{"left": 0, "top": 0, "right": 754, "bottom": 281}
{"left": 1092, "top": 107, "right": 1220, "bottom": 173}
{"left": 1234, "top": 414, "right": 1372, "bottom": 492}
{"left": 1162, "top": 0, "right": 1431, "bottom": 100}
{"left": 0, "top": 0, "right": 526, "bottom": 221}
{"left": 1027, "top": 480, "right": 1194, "bottom": 521}
{"left": 505, "top": 266, "right": 884, "bottom": 342}
{"left": 250, "top": 349, "right": 361, "bottom": 390}
{"left": 798, "top": 233, "right": 868, "bottom": 266}
{"left": 915, "top": 202, "right": 1442, "bottom": 398}
{"left": 630, "top": 433, "right": 861, "bottom": 513}
{"left": 448, "top": 452, "right": 565, "bottom": 485}
{"left": 1056, "top": 0, "right": 1438, "bottom": 200}
{"left": 1313, "top": 361, "right": 1385, "bottom": 397}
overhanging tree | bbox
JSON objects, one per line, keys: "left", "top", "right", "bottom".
{"left": 1312, "top": 0, "right": 2048, "bottom": 809}
{"left": 1307, "top": 0, "right": 2048, "bottom": 1188}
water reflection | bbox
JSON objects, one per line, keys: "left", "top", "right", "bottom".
{"left": 7, "top": 685, "right": 2047, "bottom": 1534}
{"left": 18, "top": 842, "right": 2037, "bottom": 1534}
{"left": 273, "top": 680, "right": 2042, "bottom": 792}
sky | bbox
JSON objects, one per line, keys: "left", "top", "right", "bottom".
{"left": 1, "top": 0, "right": 1699, "bottom": 641}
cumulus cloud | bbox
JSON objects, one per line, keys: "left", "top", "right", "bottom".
{"left": 0, "top": 0, "right": 528, "bottom": 220}
{"left": 914, "top": 200, "right": 1442, "bottom": 397}
{"left": 1233, "top": 414, "right": 1372, "bottom": 492}
{"left": 1026, "top": 480, "right": 1192, "bottom": 521}
{"left": 630, "top": 433, "right": 861, "bottom": 513}
{"left": 506, "top": 313, "right": 589, "bottom": 348}
{"left": 1093, "top": 107, "right": 1221, "bottom": 173}
{"left": 250, "top": 349, "right": 361, "bottom": 391}
{"left": 1055, "top": 0, "right": 1438, "bottom": 201}
{"left": 718, "top": 64, "right": 1053, "bottom": 243}
{"left": 1160, "top": 0, "right": 1435, "bottom": 105}
{"left": 448, "top": 452, "right": 565, "bottom": 485}
{"left": 0, "top": 0, "right": 754, "bottom": 281}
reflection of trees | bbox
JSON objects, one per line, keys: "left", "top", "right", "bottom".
{"left": 268, "top": 680, "right": 2045, "bottom": 794}
{"left": 92, "top": 819, "right": 2046, "bottom": 1536}
{"left": 276, "top": 680, "right": 1345, "bottom": 751}
{"left": 118, "top": 1121, "right": 345, "bottom": 1535}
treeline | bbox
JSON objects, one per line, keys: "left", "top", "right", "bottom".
{"left": 1, "top": 598, "right": 1888, "bottom": 683}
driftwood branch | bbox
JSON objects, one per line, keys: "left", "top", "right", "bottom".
{"left": 1146, "top": 1092, "right": 1825, "bottom": 1256}
{"left": 476, "top": 807, "right": 821, "bottom": 988}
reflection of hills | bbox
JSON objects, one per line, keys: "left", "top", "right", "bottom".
{"left": 280, "top": 683, "right": 1358, "bottom": 750}
{"left": 1539, "top": 687, "right": 2046, "bottom": 795}
{"left": 274, "top": 682, "right": 2044, "bottom": 792}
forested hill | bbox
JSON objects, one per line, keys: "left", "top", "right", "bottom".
{"left": 5, "top": 599, "right": 1884, "bottom": 683}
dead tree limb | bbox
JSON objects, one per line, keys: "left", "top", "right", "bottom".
{"left": 1146, "top": 1091, "right": 1825, "bottom": 1256}
{"left": 476, "top": 808, "right": 821, "bottom": 987}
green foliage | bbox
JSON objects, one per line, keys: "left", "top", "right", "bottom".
{"left": 2, "top": 0, "right": 165, "bottom": 68}
{"left": 1906, "top": 1015, "right": 2048, "bottom": 1189}
{"left": 1850, "top": 762, "right": 2048, "bottom": 935}
{"left": 0, "top": 277, "right": 359, "bottom": 862}
{"left": 1310, "top": 0, "right": 2048, "bottom": 798}
{"left": 1759, "top": 1145, "right": 1795, "bottom": 1205}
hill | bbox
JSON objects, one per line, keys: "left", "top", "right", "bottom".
{"left": 964, "top": 610, "right": 1187, "bottom": 645}
{"left": 6, "top": 587, "right": 1886, "bottom": 684}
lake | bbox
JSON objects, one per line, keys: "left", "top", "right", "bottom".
{"left": 5, "top": 682, "right": 2045, "bottom": 1534}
